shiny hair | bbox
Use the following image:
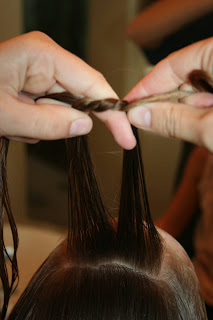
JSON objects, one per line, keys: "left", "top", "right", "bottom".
{"left": 1, "top": 69, "right": 212, "bottom": 319}
{"left": 8, "top": 128, "right": 206, "bottom": 320}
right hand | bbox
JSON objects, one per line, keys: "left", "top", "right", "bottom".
{"left": 0, "top": 32, "right": 136, "bottom": 149}
{"left": 126, "top": 37, "right": 213, "bottom": 152}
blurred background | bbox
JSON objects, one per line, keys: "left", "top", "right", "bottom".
{"left": 1, "top": 0, "right": 185, "bottom": 309}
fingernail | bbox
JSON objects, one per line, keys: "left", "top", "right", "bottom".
{"left": 132, "top": 107, "right": 151, "bottom": 128}
{"left": 69, "top": 119, "right": 91, "bottom": 137}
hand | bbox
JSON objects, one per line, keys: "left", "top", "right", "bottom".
{"left": 126, "top": 37, "right": 213, "bottom": 152}
{"left": 0, "top": 31, "right": 136, "bottom": 149}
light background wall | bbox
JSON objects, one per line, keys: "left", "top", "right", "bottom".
{"left": 0, "top": 1, "right": 23, "bottom": 41}
{"left": 0, "top": 0, "right": 27, "bottom": 222}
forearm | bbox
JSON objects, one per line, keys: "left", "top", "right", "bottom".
{"left": 156, "top": 188, "right": 198, "bottom": 238}
{"left": 156, "top": 148, "right": 208, "bottom": 238}
{"left": 126, "top": 0, "right": 213, "bottom": 48}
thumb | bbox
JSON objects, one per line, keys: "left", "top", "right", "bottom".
{"left": 0, "top": 96, "right": 93, "bottom": 140}
{"left": 128, "top": 101, "right": 213, "bottom": 152}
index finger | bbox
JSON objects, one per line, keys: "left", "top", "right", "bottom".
{"left": 126, "top": 37, "right": 213, "bottom": 101}
{"left": 51, "top": 42, "right": 136, "bottom": 149}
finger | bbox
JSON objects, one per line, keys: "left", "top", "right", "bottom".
{"left": 0, "top": 96, "right": 93, "bottom": 140}
{"left": 93, "top": 109, "right": 136, "bottom": 150}
{"left": 128, "top": 101, "right": 213, "bottom": 152}
{"left": 180, "top": 92, "right": 213, "bottom": 107}
{"left": 26, "top": 32, "right": 135, "bottom": 149}
{"left": 178, "top": 83, "right": 194, "bottom": 92}
{"left": 126, "top": 38, "right": 213, "bottom": 101}
{"left": 18, "top": 93, "right": 35, "bottom": 104}
{"left": 38, "top": 98, "right": 136, "bottom": 149}
{"left": 0, "top": 31, "right": 118, "bottom": 100}
{"left": 44, "top": 83, "right": 136, "bottom": 150}
{"left": 5, "top": 136, "right": 39, "bottom": 144}
{"left": 50, "top": 43, "right": 136, "bottom": 149}
{"left": 15, "top": 31, "right": 117, "bottom": 99}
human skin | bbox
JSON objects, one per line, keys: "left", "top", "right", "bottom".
{"left": 126, "top": 0, "right": 213, "bottom": 48}
{"left": 0, "top": 31, "right": 136, "bottom": 149}
{"left": 113, "top": 217, "right": 196, "bottom": 272}
{"left": 126, "top": 37, "right": 213, "bottom": 152}
{"left": 158, "top": 228, "right": 195, "bottom": 270}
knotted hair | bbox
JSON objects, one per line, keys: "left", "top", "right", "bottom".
{"left": 0, "top": 69, "right": 212, "bottom": 319}
{"left": 36, "top": 69, "right": 212, "bottom": 112}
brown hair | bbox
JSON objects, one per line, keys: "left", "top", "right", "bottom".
{"left": 0, "top": 138, "right": 18, "bottom": 319}
{"left": 8, "top": 131, "right": 207, "bottom": 320}
{"left": 0, "top": 69, "right": 211, "bottom": 319}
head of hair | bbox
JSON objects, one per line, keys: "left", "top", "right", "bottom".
{"left": 8, "top": 128, "right": 206, "bottom": 320}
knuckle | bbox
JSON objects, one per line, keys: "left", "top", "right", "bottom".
{"left": 94, "top": 70, "right": 107, "bottom": 84}
{"left": 164, "top": 105, "right": 179, "bottom": 138}
{"left": 28, "top": 31, "right": 50, "bottom": 41}
{"left": 83, "top": 70, "right": 108, "bottom": 97}
{"left": 26, "top": 31, "right": 54, "bottom": 50}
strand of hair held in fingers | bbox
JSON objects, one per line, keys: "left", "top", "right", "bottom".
{"left": 35, "top": 70, "right": 213, "bottom": 112}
